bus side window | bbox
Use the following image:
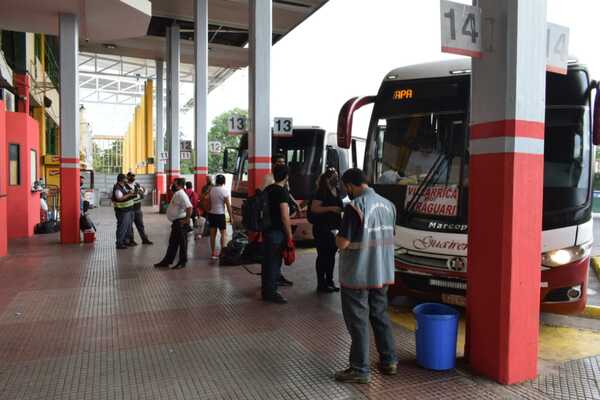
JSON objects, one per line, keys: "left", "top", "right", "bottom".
{"left": 326, "top": 146, "right": 340, "bottom": 171}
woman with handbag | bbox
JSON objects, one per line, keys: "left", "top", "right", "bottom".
{"left": 309, "top": 168, "right": 343, "bottom": 293}
{"left": 196, "top": 177, "right": 213, "bottom": 240}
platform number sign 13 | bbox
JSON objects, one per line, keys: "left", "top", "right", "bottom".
{"left": 440, "top": 0, "right": 482, "bottom": 58}
{"left": 273, "top": 117, "right": 293, "bottom": 137}
{"left": 546, "top": 23, "right": 569, "bottom": 75}
{"left": 227, "top": 115, "right": 247, "bottom": 136}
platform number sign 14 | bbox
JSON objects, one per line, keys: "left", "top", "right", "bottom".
{"left": 227, "top": 115, "right": 247, "bottom": 136}
{"left": 546, "top": 23, "right": 569, "bottom": 75}
{"left": 273, "top": 117, "right": 293, "bottom": 136}
{"left": 440, "top": 0, "right": 482, "bottom": 58}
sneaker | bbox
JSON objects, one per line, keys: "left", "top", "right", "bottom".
{"left": 142, "top": 240, "right": 153, "bottom": 245}
{"left": 334, "top": 368, "right": 370, "bottom": 384}
{"left": 116, "top": 244, "right": 128, "bottom": 250}
{"left": 128, "top": 241, "right": 138, "bottom": 246}
{"left": 262, "top": 293, "right": 288, "bottom": 304}
{"left": 380, "top": 363, "right": 398, "bottom": 376}
{"left": 154, "top": 262, "right": 169, "bottom": 268}
{"left": 210, "top": 252, "right": 219, "bottom": 260}
{"left": 277, "top": 276, "right": 294, "bottom": 286}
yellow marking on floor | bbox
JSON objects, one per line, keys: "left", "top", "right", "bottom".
{"left": 390, "top": 307, "right": 600, "bottom": 362}
{"left": 581, "top": 305, "right": 600, "bottom": 319}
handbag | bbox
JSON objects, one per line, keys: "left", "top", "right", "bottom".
{"left": 282, "top": 239, "right": 296, "bottom": 266}
{"left": 199, "top": 188, "right": 212, "bottom": 214}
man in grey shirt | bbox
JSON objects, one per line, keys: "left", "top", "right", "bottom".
{"left": 334, "top": 168, "right": 398, "bottom": 384}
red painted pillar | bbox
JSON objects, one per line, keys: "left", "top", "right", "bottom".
{"left": 59, "top": 14, "right": 80, "bottom": 244}
{"left": 155, "top": 172, "right": 166, "bottom": 202}
{"left": 0, "top": 101, "right": 7, "bottom": 257}
{"left": 248, "top": 157, "right": 271, "bottom": 195}
{"left": 14, "top": 73, "right": 30, "bottom": 114}
{"left": 466, "top": 0, "right": 547, "bottom": 384}
{"left": 194, "top": 167, "right": 208, "bottom": 194}
{"left": 166, "top": 170, "right": 179, "bottom": 186}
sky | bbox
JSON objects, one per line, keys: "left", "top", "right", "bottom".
{"left": 85, "top": 0, "right": 600, "bottom": 140}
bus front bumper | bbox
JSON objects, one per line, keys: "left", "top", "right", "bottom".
{"left": 392, "top": 256, "right": 589, "bottom": 315}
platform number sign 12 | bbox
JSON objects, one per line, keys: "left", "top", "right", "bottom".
{"left": 273, "top": 117, "right": 293, "bottom": 136}
{"left": 546, "top": 23, "right": 569, "bottom": 75}
{"left": 440, "top": 0, "right": 482, "bottom": 58}
{"left": 227, "top": 115, "right": 247, "bottom": 136}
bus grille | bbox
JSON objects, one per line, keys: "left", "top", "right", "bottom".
{"left": 399, "top": 272, "right": 467, "bottom": 295}
{"left": 396, "top": 252, "right": 449, "bottom": 270}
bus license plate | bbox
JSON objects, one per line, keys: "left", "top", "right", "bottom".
{"left": 442, "top": 294, "right": 466, "bottom": 307}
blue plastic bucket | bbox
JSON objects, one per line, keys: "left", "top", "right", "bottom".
{"left": 413, "top": 303, "right": 460, "bottom": 370}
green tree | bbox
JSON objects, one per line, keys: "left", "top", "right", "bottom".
{"left": 207, "top": 108, "right": 247, "bottom": 173}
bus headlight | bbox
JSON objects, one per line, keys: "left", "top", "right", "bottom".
{"left": 542, "top": 243, "right": 591, "bottom": 267}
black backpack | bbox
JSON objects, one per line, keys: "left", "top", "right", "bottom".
{"left": 242, "top": 188, "right": 272, "bottom": 232}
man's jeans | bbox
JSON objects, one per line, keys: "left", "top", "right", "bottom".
{"left": 261, "top": 230, "right": 284, "bottom": 298}
{"left": 341, "top": 286, "right": 397, "bottom": 375}
{"left": 115, "top": 209, "right": 133, "bottom": 247}
{"left": 128, "top": 206, "right": 149, "bottom": 242}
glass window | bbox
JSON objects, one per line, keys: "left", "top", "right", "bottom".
{"left": 30, "top": 149, "right": 37, "bottom": 186}
{"left": 9, "top": 144, "right": 20, "bottom": 185}
{"left": 544, "top": 108, "right": 589, "bottom": 189}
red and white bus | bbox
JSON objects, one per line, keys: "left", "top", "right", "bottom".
{"left": 337, "top": 58, "right": 597, "bottom": 314}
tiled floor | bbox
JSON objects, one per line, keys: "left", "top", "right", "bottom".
{"left": 0, "top": 207, "right": 598, "bottom": 399}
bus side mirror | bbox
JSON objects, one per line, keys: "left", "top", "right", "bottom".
{"left": 594, "top": 84, "right": 600, "bottom": 145}
{"left": 222, "top": 147, "right": 238, "bottom": 174}
{"left": 337, "top": 96, "right": 375, "bottom": 149}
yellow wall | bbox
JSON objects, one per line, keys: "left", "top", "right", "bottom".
{"left": 121, "top": 80, "right": 155, "bottom": 174}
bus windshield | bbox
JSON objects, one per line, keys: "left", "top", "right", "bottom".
{"left": 273, "top": 133, "right": 324, "bottom": 200}
{"left": 373, "top": 112, "right": 467, "bottom": 218}
{"left": 235, "top": 131, "right": 324, "bottom": 200}
{"left": 367, "top": 107, "right": 591, "bottom": 222}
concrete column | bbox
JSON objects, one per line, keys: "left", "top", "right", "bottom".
{"left": 248, "top": 0, "right": 272, "bottom": 194}
{"left": 155, "top": 60, "right": 166, "bottom": 202}
{"left": 466, "top": 0, "right": 547, "bottom": 384}
{"left": 59, "top": 14, "right": 80, "bottom": 244}
{"left": 166, "top": 23, "right": 180, "bottom": 186}
{"left": 194, "top": 0, "right": 209, "bottom": 192}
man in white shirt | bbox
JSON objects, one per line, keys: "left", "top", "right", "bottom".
{"left": 154, "top": 178, "right": 193, "bottom": 269}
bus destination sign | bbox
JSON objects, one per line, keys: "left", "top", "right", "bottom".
{"left": 393, "top": 89, "right": 414, "bottom": 100}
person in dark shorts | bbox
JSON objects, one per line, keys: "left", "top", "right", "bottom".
{"left": 207, "top": 174, "right": 233, "bottom": 259}
{"left": 261, "top": 164, "right": 294, "bottom": 304}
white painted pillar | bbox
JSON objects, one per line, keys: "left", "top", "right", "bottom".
{"left": 167, "top": 23, "right": 180, "bottom": 185}
{"left": 155, "top": 60, "right": 166, "bottom": 198}
{"left": 248, "top": 0, "right": 272, "bottom": 194}
{"left": 59, "top": 14, "right": 80, "bottom": 244}
{"left": 466, "top": 0, "right": 547, "bottom": 384}
{"left": 194, "top": 0, "right": 209, "bottom": 191}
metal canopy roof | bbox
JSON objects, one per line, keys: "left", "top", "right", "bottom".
{"left": 77, "top": 0, "right": 328, "bottom": 106}
{"left": 0, "top": 0, "right": 152, "bottom": 41}
{"left": 79, "top": 0, "right": 329, "bottom": 69}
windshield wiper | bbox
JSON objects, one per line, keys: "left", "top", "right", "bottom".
{"left": 402, "top": 154, "right": 448, "bottom": 220}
